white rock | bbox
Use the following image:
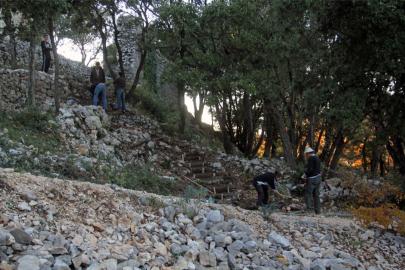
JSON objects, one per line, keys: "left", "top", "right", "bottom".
{"left": 206, "top": 210, "right": 224, "bottom": 223}
{"left": 17, "top": 255, "right": 40, "bottom": 270}
{"left": 268, "top": 231, "right": 290, "bottom": 248}
{"left": 17, "top": 202, "right": 32, "bottom": 211}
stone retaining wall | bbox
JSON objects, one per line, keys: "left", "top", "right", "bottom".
{"left": 0, "top": 38, "right": 91, "bottom": 110}
{"left": 0, "top": 68, "right": 82, "bottom": 111}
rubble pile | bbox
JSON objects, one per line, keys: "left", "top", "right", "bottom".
{"left": 0, "top": 168, "right": 403, "bottom": 270}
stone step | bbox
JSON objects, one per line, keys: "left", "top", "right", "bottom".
{"left": 190, "top": 167, "right": 215, "bottom": 174}
{"left": 191, "top": 172, "right": 224, "bottom": 179}
{"left": 212, "top": 184, "right": 234, "bottom": 194}
{"left": 196, "top": 178, "right": 224, "bottom": 185}
{"left": 213, "top": 193, "right": 234, "bottom": 201}
{"left": 184, "top": 154, "right": 205, "bottom": 161}
{"left": 187, "top": 161, "right": 205, "bottom": 168}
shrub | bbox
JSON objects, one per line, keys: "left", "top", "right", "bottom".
{"left": 13, "top": 107, "right": 55, "bottom": 132}
{"left": 0, "top": 109, "right": 61, "bottom": 154}
{"left": 183, "top": 185, "right": 208, "bottom": 202}
{"left": 135, "top": 84, "right": 173, "bottom": 122}
{"left": 355, "top": 182, "right": 404, "bottom": 207}
{"left": 108, "top": 164, "right": 176, "bottom": 195}
{"left": 352, "top": 204, "right": 405, "bottom": 236}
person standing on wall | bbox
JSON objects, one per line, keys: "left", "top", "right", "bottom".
{"left": 90, "top": 62, "right": 106, "bottom": 98}
{"left": 113, "top": 71, "right": 127, "bottom": 112}
{"left": 41, "top": 34, "right": 52, "bottom": 73}
{"left": 303, "top": 146, "right": 322, "bottom": 214}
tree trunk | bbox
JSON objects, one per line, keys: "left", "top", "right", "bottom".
{"left": 8, "top": 34, "right": 18, "bottom": 69}
{"left": 324, "top": 128, "right": 343, "bottom": 169}
{"left": 3, "top": 6, "right": 17, "bottom": 68}
{"left": 243, "top": 92, "right": 254, "bottom": 156}
{"left": 271, "top": 106, "right": 296, "bottom": 169}
{"left": 48, "top": 18, "right": 60, "bottom": 113}
{"left": 215, "top": 101, "right": 233, "bottom": 154}
{"left": 308, "top": 114, "right": 315, "bottom": 148}
{"left": 252, "top": 129, "right": 265, "bottom": 158}
{"left": 263, "top": 138, "right": 272, "bottom": 159}
{"left": 192, "top": 93, "right": 205, "bottom": 124}
{"left": 370, "top": 146, "right": 381, "bottom": 178}
{"left": 328, "top": 134, "right": 345, "bottom": 171}
{"left": 27, "top": 36, "right": 36, "bottom": 107}
{"left": 177, "top": 81, "right": 186, "bottom": 133}
{"left": 386, "top": 138, "right": 405, "bottom": 175}
{"left": 361, "top": 140, "right": 368, "bottom": 174}
{"left": 80, "top": 42, "right": 86, "bottom": 65}
{"left": 96, "top": 13, "right": 116, "bottom": 80}
{"left": 127, "top": 51, "right": 147, "bottom": 100}
{"left": 111, "top": 9, "right": 125, "bottom": 76}
{"left": 263, "top": 102, "right": 276, "bottom": 159}
{"left": 320, "top": 127, "right": 332, "bottom": 162}
{"left": 379, "top": 154, "right": 385, "bottom": 177}
{"left": 314, "top": 128, "right": 324, "bottom": 153}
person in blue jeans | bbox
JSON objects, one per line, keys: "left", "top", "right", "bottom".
{"left": 113, "top": 72, "right": 126, "bottom": 112}
{"left": 93, "top": 83, "right": 107, "bottom": 111}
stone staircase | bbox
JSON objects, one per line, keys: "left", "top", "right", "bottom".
{"left": 178, "top": 143, "right": 240, "bottom": 203}
{"left": 108, "top": 114, "right": 243, "bottom": 204}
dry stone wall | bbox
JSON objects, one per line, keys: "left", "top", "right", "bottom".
{"left": 0, "top": 39, "right": 90, "bottom": 111}
{"left": 0, "top": 15, "right": 178, "bottom": 111}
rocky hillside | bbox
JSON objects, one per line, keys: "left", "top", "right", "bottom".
{"left": 0, "top": 168, "right": 404, "bottom": 270}
{"left": 0, "top": 105, "right": 290, "bottom": 207}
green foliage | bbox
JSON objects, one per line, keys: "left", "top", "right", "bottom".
{"left": 143, "top": 51, "right": 158, "bottom": 93}
{"left": 183, "top": 185, "right": 208, "bottom": 202}
{"left": 0, "top": 109, "right": 61, "bottom": 154}
{"left": 106, "top": 44, "right": 118, "bottom": 65}
{"left": 107, "top": 164, "right": 176, "bottom": 196}
{"left": 135, "top": 83, "right": 179, "bottom": 135}
{"left": 12, "top": 107, "right": 55, "bottom": 132}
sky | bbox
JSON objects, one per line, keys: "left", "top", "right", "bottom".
{"left": 58, "top": 39, "right": 212, "bottom": 125}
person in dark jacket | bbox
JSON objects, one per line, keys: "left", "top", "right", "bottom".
{"left": 89, "top": 62, "right": 106, "bottom": 97}
{"left": 252, "top": 171, "right": 285, "bottom": 207}
{"left": 113, "top": 72, "right": 126, "bottom": 112}
{"left": 303, "top": 146, "right": 322, "bottom": 214}
{"left": 41, "top": 34, "right": 52, "bottom": 73}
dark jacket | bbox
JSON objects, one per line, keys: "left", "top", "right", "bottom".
{"left": 41, "top": 41, "right": 52, "bottom": 58}
{"left": 253, "top": 172, "right": 276, "bottom": 190}
{"left": 114, "top": 76, "right": 126, "bottom": 90}
{"left": 90, "top": 67, "right": 106, "bottom": 85}
{"left": 305, "top": 154, "right": 321, "bottom": 177}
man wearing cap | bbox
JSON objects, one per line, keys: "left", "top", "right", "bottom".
{"left": 303, "top": 146, "right": 322, "bottom": 214}
{"left": 252, "top": 170, "right": 286, "bottom": 207}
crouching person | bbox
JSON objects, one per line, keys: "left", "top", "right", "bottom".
{"left": 252, "top": 171, "right": 285, "bottom": 207}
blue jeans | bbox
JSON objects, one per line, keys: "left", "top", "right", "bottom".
{"left": 93, "top": 83, "right": 107, "bottom": 110}
{"left": 115, "top": 88, "right": 126, "bottom": 111}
